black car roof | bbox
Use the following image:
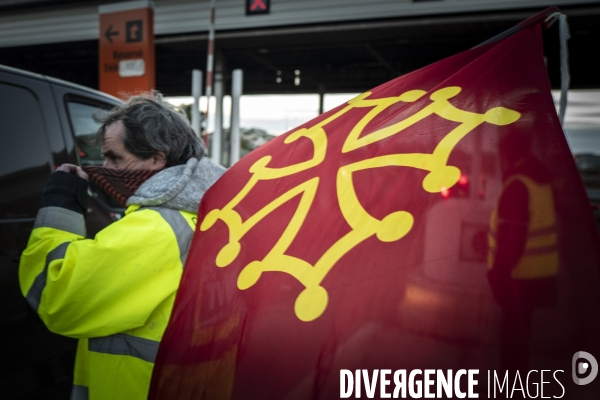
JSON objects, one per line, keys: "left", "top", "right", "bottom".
{"left": 0, "top": 63, "right": 121, "bottom": 104}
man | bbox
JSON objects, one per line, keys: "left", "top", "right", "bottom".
{"left": 19, "top": 96, "right": 226, "bottom": 399}
{"left": 487, "top": 131, "right": 558, "bottom": 372}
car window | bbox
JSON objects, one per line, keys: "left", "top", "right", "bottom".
{"left": 66, "top": 101, "right": 110, "bottom": 166}
{"left": 0, "top": 82, "right": 52, "bottom": 219}
{"left": 0, "top": 82, "right": 50, "bottom": 178}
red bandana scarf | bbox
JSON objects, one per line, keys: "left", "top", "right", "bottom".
{"left": 82, "top": 166, "right": 159, "bottom": 207}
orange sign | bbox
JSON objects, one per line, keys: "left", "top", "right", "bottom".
{"left": 99, "top": 1, "right": 155, "bottom": 99}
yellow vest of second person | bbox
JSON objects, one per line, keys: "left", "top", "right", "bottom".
{"left": 488, "top": 175, "right": 558, "bottom": 279}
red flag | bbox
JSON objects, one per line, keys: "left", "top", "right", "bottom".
{"left": 150, "top": 18, "right": 600, "bottom": 399}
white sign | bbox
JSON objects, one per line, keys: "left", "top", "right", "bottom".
{"left": 119, "top": 59, "right": 145, "bottom": 77}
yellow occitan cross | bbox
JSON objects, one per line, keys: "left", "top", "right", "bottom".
{"left": 200, "top": 86, "right": 520, "bottom": 322}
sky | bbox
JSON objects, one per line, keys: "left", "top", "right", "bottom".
{"left": 165, "top": 90, "right": 600, "bottom": 155}
{"left": 165, "top": 93, "right": 355, "bottom": 135}
{"left": 551, "top": 90, "right": 600, "bottom": 155}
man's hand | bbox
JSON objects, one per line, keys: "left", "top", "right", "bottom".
{"left": 56, "top": 164, "right": 89, "bottom": 181}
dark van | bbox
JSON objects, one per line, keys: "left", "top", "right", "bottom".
{"left": 0, "top": 64, "right": 122, "bottom": 399}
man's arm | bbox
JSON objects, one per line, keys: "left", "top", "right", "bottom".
{"left": 494, "top": 180, "right": 529, "bottom": 273}
{"left": 19, "top": 170, "right": 89, "bottom": 299}
{"left": 19, "top": 170, "right": 183, "bottom": 339}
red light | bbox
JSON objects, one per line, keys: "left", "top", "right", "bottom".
{"left": 246, "top": 0, "right": 270, "bottom": 14}
{"left": 458, "top": 174, "right": 468, "bottom": 185}
{"left": 78, "top": 147, "right": 86, "bottom": 157}
{"left": 441, "top": 187, "right": 450, "bottom": 199}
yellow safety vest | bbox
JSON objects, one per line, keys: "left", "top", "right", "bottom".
{"left": 488, "top": 175, "right": 558, "bottom": 279}
{"left": 20, "top": 204, "right": 195, "bottom": 400}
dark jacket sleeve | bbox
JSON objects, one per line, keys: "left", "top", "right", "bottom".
{"left": 40, "top": 171, "right": 89, "bottom": 215}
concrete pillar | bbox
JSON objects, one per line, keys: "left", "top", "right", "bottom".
{"left": 211, "top": 71, "right": 223, "bottom": 165}
{"left": 230, "top": 69, "right": 243, "bottom": 165}
{"left": 191, "top": 69, "right": 202, "bottom": 138}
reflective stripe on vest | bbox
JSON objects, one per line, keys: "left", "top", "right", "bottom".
{"left": 34, "top": 206, "right": 86, "bottom": 237}
{"left": 71, "top": 384, "right": 89, "bottom": 400}
{"left": 88, "top": 333, "right": 159, "bottom": 363}
{"left": 139, "top": 207, "right": 194, "bottom": 267}
{"left": 26, "top": 242, "right": 69, "bottom": 311}
{"left": 488, "top": 175, "right": 558, "bottom": 279}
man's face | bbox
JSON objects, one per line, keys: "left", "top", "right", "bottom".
{"left": 101, "top": 120, "right": 165, "bottom": 170}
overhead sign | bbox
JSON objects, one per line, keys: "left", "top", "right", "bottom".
{"left": 246, "top": 0, "right": 270, "bottom": 15}
{"left": 99, "top": 0, "right": 155, "bottom": 99}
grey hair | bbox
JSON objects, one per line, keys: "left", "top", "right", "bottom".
{"left": 95, "top": 94, "right": 206, "bottom": 167}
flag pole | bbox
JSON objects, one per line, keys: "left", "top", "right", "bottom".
{"left": 203, "top": 0, "right": 216, "bottom": 151}
{"left": 474, "top": 6, "right": 570, "bottom": 127}
{"left": 474, "top": 6, "right": 559, "bottom": 48}
{"left": 556, "top": 13, "right": 570, "bottom": 125}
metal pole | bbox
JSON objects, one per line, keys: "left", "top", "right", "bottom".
{"left": 191, "top": 69, "right": 202, "bottom": 138}
{"left": 203, "top": 0, "right": 216, "bottom": 150}
{"left": 230, "top": 69, "right": 243, "bottom": 165}
{"left": 473, "top": 6, "right": 559, "bottom": 48}
{"left": 318, "top": 84, "right": 325, "bottom": 115}
{"left": 212, "top": 71, "right": 223, "bottom": 165}
{"left": 557, "top": 13, "right": 570, "bottom": 126}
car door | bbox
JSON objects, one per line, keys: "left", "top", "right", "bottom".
{"left": 0, "top": 69, "right": 123, "bottom": 399}
{"left": 0, "top": 69, "right": 78, "bottom": 400}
